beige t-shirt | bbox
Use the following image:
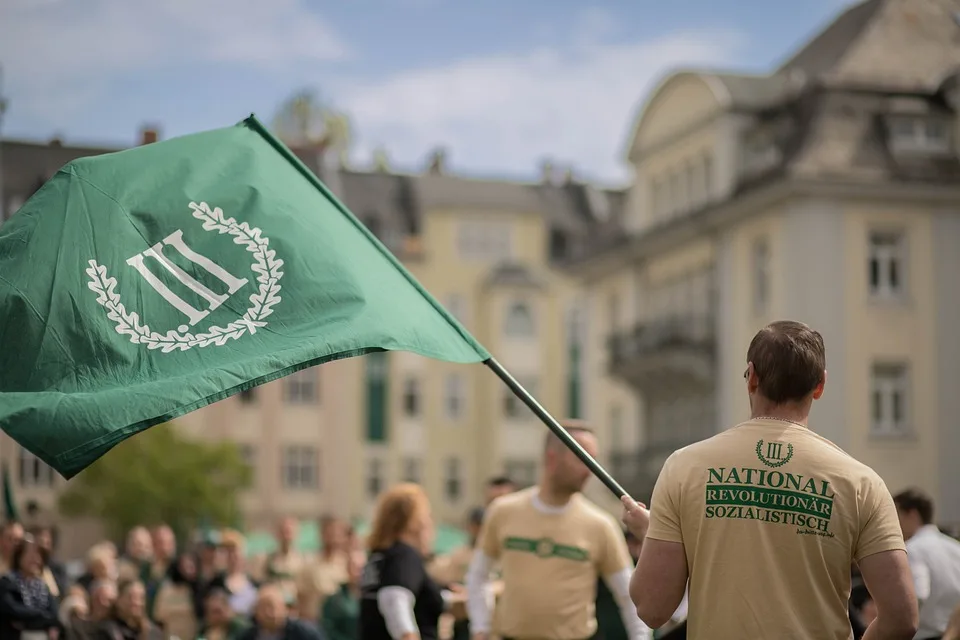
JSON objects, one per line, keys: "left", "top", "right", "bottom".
{"left": 479, "top": 486, "right": 632, "bottom": 640}
{"left": 297, "top": 552, "right": 347, "bottom": 621}
{"left": 152, "top": 580, "right": 198, "bottom": 640}
{"left": 646, "top": 418, "right": 906, "bottom": 640}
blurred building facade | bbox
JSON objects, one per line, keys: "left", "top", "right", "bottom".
{"left": 2, "top": 0, "right": 959, "bottom": 557}
{"left": 568, "top": 0, "right": 960, "bottom": 528}
{"left": 0, "top": 129, "right": 627, "bottom": 554}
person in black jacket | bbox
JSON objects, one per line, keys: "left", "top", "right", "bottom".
{"left": 359, "top": 483, "right": 446, "bottom": 640}
{"left": 0, "top": 534, "right": 60, "bottom": 640}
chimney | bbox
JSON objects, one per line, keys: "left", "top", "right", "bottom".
{"left": 372, "top": 147, "right": 390, "bottom": 173}
{"left": 139, "top": 125, "right": 160, "bottom": 146}
{"left": 426, "top": 147, "right": 447, "bottom": 175}
{"left": 540, "top": 159, "right": 556, "bottom": 185}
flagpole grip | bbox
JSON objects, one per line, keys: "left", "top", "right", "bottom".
{"left": 483, "top": 357, "right": 628, "bottom": 500}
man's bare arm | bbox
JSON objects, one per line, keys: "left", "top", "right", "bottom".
{"left": 858, "top": 549, "right": 919, "bottom": 640}
{"left": 629, "top": 538, "right": 688, "bottom": 629}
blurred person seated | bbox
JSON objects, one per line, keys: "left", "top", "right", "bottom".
{"left": 98, "top": 579, "right": 162, "bottom": 640}
{"left": 321, "top": 550, "right": 365, "bottom": 640}
{"left": 76, "top": 545, "right": 117, "bottom": 595}
{"left": 60, "top": 581, "right": 116, "bottom": 640}
{"left": 29, "top": 527, "right": 67, "bottom": 600}
{"left": 250, "top": 518, "right": 305, "bottom": 607}
{"left": 213, "top": 530, "right": 259, "bottom": 618}
{"left": 146, "top": 526, "right": 176, "bottom": 615}
{"left": 198, "top": 589, "right": 250, "bottom": 640}
{"left": 0, "top": 534, "right": 61, "bottom": 640}
{"left": 117, "top": 528, "right": 153, "bottom": 584}
{"left": 297, "top": 516, "right": 349, "bottom": 623}
{"left": 0, "top": 521, "right": 26, "bottom": 574}
{"left": 237, "top": 584, "right": 323, "bottom": 640}
{"left": 151, "top": 554, "right": 198, "bottom": 640}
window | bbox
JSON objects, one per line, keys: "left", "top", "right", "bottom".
{"left": 868, "top": 232, "right": 905, "bottom": 299}
{"left": 503, "top": 301, "right": 535, "bottom": 337}
{"left": 457, "top": 221, "right": 513, "bottom": 262}
{"left": 282, "top": 446, "right": 318, "bottom": 489}
{"left": 504, "top": 459, "right": 537, "bottom": 488}
{"left": 366, "top": 458, "right": 384, "bottom": 499}
{"left": 18, "top": 448, "right": 55, "bottom": 488}
{"left": 549, "top": 228, "right": 569, "bottom": 260}
{"left": 238, "top": 444, "right": 257, "bottom": 480}
{"left": 889, "top": 117, "right": 951, "bottom": 153}
{"left": 366, "top": 352, "right": 389, "bottom": 442}
{"left": 402, "top": 457, "right": 421, "bottom": 483}
{"left": 238, "top": 387, "right": 256, "bottom": 403}
{"left": 444, "top": 458, "right": 462, "bottom": 502}
{"left": 504, "top": 377, "right": 537, "bottom": 419}
{"left": 284, "top": 369, "right": 318, "bottom": 404}
{"left": 402, "top": 377, "right": 421, "bottom": 417}
{"left": 444, "top": 373, "right": 465, "bottom": 419}
{"left": 870, "top": 364, "right": 910, "bottom": 436}
{"left": 752, "top": 237, "right": 770, "bottom": 312}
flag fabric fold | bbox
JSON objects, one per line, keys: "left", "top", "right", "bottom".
{"left": 0, "top": 116, "right": 489, "bottom": 479}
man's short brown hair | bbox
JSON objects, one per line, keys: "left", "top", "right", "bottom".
{"left": 893, "top": 488, "right": 934, "bottom": 525}
{"left": 544, "top": 419, "right": 594, "bottom": 453}
{"left": 747, "top": 320, "right": 825, "bottom": 404}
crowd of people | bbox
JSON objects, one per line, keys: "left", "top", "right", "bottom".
{"left": 4, "top": 322, "right": 960, "bottom": 640}
{"left": 0, "top": 514, "right": 375, "bottom": 640}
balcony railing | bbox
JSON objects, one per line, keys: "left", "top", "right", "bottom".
{"left": 608, "top": 442, "right": 687, "bottom": 503}
{"left": 608, "top": 314, "right": 715, "bottom": 366}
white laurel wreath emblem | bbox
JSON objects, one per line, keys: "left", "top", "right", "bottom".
{"left": 85, "top": 201, "right": 284, "bottom": 353}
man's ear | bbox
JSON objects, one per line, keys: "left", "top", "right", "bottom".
{"left": 812, "top": 369, "right": 827, "bottom": 400}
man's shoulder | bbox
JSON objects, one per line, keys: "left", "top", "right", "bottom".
{"left": 489, "top": 486, "right": 535, "bottom": 513}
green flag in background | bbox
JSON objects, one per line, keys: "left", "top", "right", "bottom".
{"left": 0, "top": 116, "right": 490, "bottom": 479}
{"left": 2, "top": 463, "right": 18, "bottom": 522}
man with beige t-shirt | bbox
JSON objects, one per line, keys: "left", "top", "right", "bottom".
{"left": 621, "top": 320, "right": 919, "bottom": 640}
{"left": 466, "top": 423, "right": 650, "bottom": 640}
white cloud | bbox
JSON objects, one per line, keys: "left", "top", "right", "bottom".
{"left": 336, "top": 26, "right": 745, "bottom": 182}
{"left": 0, "top": 0, "right": 346, "bottom": 122}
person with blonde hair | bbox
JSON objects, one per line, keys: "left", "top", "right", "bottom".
{"left": 218, "top": 529, "right": 259, "bottom": 616}
{"left": 359, "top": 483, "right": 450, "bottom": 640}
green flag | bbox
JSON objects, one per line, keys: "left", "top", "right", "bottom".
{"left": 2, "top": 462, "right": 18, "bottom": 522}
{"left": 0, "top": 116, "right": 489, "bottom": 479}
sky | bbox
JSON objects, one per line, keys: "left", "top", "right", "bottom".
{"left": 0, "top": 0, "right": 856, "bottom": 184}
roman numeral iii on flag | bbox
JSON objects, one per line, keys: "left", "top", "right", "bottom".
{"left": 125, "top": 228, "right": 249, "bottom": 329}
{"left": 0, "top": 115, "right": 625, "bottom": 497}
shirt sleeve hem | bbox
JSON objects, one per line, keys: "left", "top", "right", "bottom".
{"left": 645, "top": 529, "right": 684, "bottom": 544}
{"left": 854, "top": 541, "right": 907, "bottom": 562}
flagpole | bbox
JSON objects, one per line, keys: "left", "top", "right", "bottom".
{"left": 483, "top": 357, "right": 628, "bottom": 499}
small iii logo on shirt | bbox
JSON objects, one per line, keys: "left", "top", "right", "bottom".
{"left": 756, "top": 439, "right": 794, "bottom": 468}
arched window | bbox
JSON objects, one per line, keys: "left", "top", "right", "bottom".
{"left": 503, "top": 301, "right": 535, "bottom": 337}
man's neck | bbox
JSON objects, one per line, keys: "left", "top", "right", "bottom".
{"left": 536, "top": 481, "right": 574, "bottom": 507}
{"left": 750, "top": 400, "right": 810, "bottom": 426}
